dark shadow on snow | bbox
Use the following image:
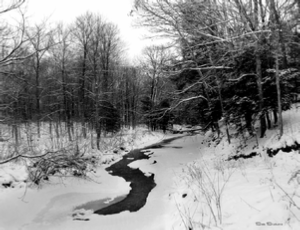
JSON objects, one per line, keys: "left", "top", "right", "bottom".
{"left": 227, "top": 142, "right": 300, "bottom": 161}
{"left": 227, "top": 152, "right": 258, "bottom": 161}
{"left": 266, "top": 142, "right": 300, "bottom": 157}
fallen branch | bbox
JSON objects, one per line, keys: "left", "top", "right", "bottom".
{"left": 167, "top": 128, "right": 204, "bottom": 133}
{"left": 0, "top": 150, "right": 59, "bottom": 165}
{"left": 27, "top": 152, "right": 97, "bottom": 185}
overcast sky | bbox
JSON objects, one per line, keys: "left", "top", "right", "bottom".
{"left": 24, "top": 0, "right": 148, "bottom": 60}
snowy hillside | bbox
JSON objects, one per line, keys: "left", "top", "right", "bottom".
{"left": 171, "top": 104, "right": 300, "bottom": 230}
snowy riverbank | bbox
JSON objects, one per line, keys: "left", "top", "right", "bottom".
{"left": 1, "top": 105, "right": 300, "bottom": 230}
{"left": 170, "top": 104, "right": 300, "bottom": 230}
{"left": 0, "top": 128, "right": 189, "bottom": 230}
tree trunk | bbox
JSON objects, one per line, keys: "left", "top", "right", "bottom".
{"left": 253, "top": 0, "right": 267, "bottom": 138}
{"left": 269, "top": 0, "right": 288, "bottom": 68}
{"left": 270, "top": 0, "right": 284, "bottom": 138}
{"left": 216, "top": 75, "right": 230, "bottom": 143}
{"left": 245, "top": 112, "right": 253, "bottom": 135}
{"left": 35, "top": 54, "right": 41, "bottom": 138}
{"left": 12, "top": 123, "right": 19, "bottom": 148}
{"left": 80, "top": 47, "right": 87, "bottom": 139}
{"left": 255, "top": 51, "right": 267, "bottom": 138}
{"left": 96, "top": 123, "right": 101, "bottom": 150}
{"left": 273, "top": 109, "right": 278, "bottom": 124}
{"left": 266, "top": 112, "right": 271, "bottom": 129}
{"left": 275, "top": 52, "right": 283, "bottom": 137}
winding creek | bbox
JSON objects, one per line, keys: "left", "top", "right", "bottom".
{"left": 0, "top": 134, "right": 203, "bottom": 230}
{"left": 78, "top": 136, "right": 186, "bottom": 215}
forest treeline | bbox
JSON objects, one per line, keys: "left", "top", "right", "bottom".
{"left": 1, "top": 0, "right": 300, "bottom": 149}
{"left": 134, "top": 0, "right": 300, "bottom": 142}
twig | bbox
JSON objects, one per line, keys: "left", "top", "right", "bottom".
{"left": 274, "top": 181, "right": 300, "bottom": 211}
{"left": 240, "top": 198, "right": 260, "bottom": 212}
{"left": 174, "top": 197, "right": 189, "bottom": 230}
{"left": 0, "top": 150, "right": 60, "bottom": 164}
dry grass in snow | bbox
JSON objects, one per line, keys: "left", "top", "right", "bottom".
{"left": 171, "top": 104, "right": 300, "bottom": 230}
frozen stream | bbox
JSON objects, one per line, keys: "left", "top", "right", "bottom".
{"left": 91, "top": 136, "right": 184, "bottom": 215}
{"left": 0, "top": 134, "right": 203, "bottom": 230}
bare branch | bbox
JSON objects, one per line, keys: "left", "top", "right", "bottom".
{"left": 0, "top": 0, "right": 25, "bottom": 15}
{"left": 171, "top": 95, "right": 207, "bottom": 110}
{"left": 0, "top": 7, "right": 30, "bottom": 66}
{"left": 0, "top": 150, "right": 59, "bottom": 165}
{"left": 227, "top": 73, "right": 256, "bottom": 82}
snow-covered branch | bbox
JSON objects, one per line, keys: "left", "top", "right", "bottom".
{"left": 172, "top": 95, "right": 207, "bottom": 110}
{"left": 227, "top": 73, "right": 256, "bottom": 82}
{"left": 0, "top": 150, "right": 58, "bottom": 165}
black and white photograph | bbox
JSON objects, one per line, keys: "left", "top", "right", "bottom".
{"left": 0, "top": 0, "right": 300, "bottom": 229}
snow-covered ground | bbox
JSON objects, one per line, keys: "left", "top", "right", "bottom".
{"left": 0, "top": 125, "right": 168, "bottom": 186}
{"left": 0, "top": 126, "right": 191, "bottom": 230}
{"left": 171, "top": 105, "right": 300, "bottom": 230}
{"left": 1, "top": 105, "right": 300, "bottom": 230}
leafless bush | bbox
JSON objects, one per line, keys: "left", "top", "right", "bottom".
{"left": 27, "top": 150, "right": 98, "bottom": 185}
{"left": 0, "top": 146, "right": 98, "bottom": 185}
{"left": 186, "top": 160, "right": 235, "bottom": 226}
{"left": 270, "top": 170, "right": 300, "bottom": 222}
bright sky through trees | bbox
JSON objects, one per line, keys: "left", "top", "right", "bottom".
{"left": 24, "top": 0, "right": 147, "bottom": 60}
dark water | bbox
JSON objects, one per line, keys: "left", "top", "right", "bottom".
{"left": 92, "top": 135, "right": 185, "bottom": 215}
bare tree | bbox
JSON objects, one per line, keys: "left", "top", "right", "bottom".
{"left": 0, "top": 0, "right": 25, "bottom": 14}
{"left": 87, "top": 14, "right": 105, "bottom": 149}
{"left": 133, "top": 0, "right": 239, "bottom": 135}
{"left": 26, "top": 22, "right": 54, "bottom": 137}
{"left": 139, "top": 45, "right": 172, "bottom": 130}
{"left": 0, "top": 0, "right": 30, "bottom": 67}
{"left": 117, "top": 65, "right": 141, "bottom": 129}
{"left": 133, "top": 0, "right": 296, "bottom": 140}
{"left": 72, "top": 12, "right": 94, "bottom": 138}
{"left": 50, "top": 23, "right": 74, "bottom": 140}
{"left": 0, "top": 0, "right": 31, "bottom": 148}
{"left": 141, "top": 45, "right": 170, "bottom": 105}
{"left": 269, "top": 0, "right": 284, "bottom": 137}
{"left": 99, "top": 22, "right": 122, "bottom": 97}
{"left": 71, "top": 12, "right": 124, "bottom": 146}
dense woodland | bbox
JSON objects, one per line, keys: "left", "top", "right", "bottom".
{"left": 1, "top": 0, "right": 300, "bottom": 151}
